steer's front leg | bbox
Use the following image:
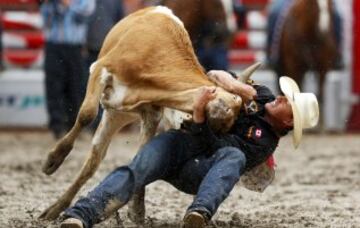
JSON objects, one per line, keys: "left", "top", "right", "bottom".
{"left": 127, "top": 105, "right": 163, "bottom": 225}
{"left": 39, "top": 110, "right": 137, "bottom": 220}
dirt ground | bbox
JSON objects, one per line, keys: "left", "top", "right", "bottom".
{"left": 1, "top": 130, "right": 360, "bottom": 228}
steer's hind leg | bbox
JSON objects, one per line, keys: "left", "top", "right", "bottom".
{"left": 42, "top": 63, "right": 105, "bottom": 175}
{"left": 39, "top": 110, "right": 137, "bottom": 220}
{"left": 127, "top": 105, "right": 163, "bottom": 225}
{"left": 42, "top": 101, "right": 99, "bottom": 175}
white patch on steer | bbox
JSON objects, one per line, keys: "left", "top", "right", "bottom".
{"left": 100, "top": 67, "right": 110, "bottom": 85}
{"left": 317, "top": 0, "right": 330, "bottom": 33}
{"left": 89, "top": 61, "right": 97, "bottom": 74}
{"left": 152, "top": 6, "right": 184, "bottom": 27}
{"left": 163, "top": 108, "right": 192, "bottom": 129}
{"left": 100, "top": 75, "right": 127, "bottom": 108}
{"left": 110, "top": 78, "right": 127, "bottom": 106}
{"left": 92, "top": 110, "right": 109, "bottom": 146}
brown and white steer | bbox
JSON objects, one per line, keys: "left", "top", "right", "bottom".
{"left": 39, "top": 6, "right": 259, "bottom": 221}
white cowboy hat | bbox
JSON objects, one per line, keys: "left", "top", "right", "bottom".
{"left": 279, "top": 76, "right": 320, "bottom": 148}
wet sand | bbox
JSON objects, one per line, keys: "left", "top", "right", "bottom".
{"left": 1, "top": 131, "right": 359, "bottom": 227}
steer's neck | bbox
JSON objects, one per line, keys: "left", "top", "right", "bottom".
{"left": 121, "top": 86, "right": 210, "bottom": 113}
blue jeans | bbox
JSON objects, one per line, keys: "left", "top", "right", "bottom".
{"left": 64, "top": 130, "right": 247, "bottom": 228}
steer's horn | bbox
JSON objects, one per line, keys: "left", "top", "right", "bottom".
{"left": 237, "top": 62, "right": 262, "bottom": 83}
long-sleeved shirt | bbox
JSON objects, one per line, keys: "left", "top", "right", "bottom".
{"left": 184, "top": 84, "right": 279, "bottom": 170}
{"left": 41, "top": 0, "right": 95, "bottom": 45}
{"left": 86, "top": 0, "right": 124, "bottom": 51}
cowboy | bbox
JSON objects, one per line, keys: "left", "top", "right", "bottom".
{"left": 59, "top": 71, "right": 319, "bottom": 228}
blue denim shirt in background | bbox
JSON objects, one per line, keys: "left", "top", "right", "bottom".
{"left": 41, "top": 0, "right": 96, "bottom": 45}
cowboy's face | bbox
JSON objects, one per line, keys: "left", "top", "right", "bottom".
{"left": 265, "top": 96, "right": 293, "bottom": 127}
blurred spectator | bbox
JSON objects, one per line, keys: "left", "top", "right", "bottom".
{"left": 195, "top": 27, "right": 230, "bottom": 71}
{"left": 195, "top": 0, "right": 237, "bottom": 71}
{"left": 84, "top": 0, "right": 125, "bottom": 130}
{"left": 233, "top": 0, "right": 246, "bottom": 29}
{"left": 40, "top": 0, "right": 95, "bottom": 139}
{"left": 85, "top": 0, "right": 124, "bottom": 68}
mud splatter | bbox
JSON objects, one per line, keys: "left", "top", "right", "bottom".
{"left": 1, "top": 131, "right": 359, "bottom": 227}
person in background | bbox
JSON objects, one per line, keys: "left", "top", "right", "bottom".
{"left": 195, "top": 0, "right": 238, "bottom": 71}
{"left": 40, "top": 0, "right": 95, "bottom": 139}
{"left": 85, "top": 0, "right": 124, "bottom": 71}
{"left": 83, "top": 0, "right": 124, "bottom": 130}
{"left": 233, "top": 0, "right": 247, "bottom": 29}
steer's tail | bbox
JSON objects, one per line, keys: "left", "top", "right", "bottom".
{"left": 76, "top": 62, "right": 105, "bottom": 128}
{"left": 42, "top": 61, "right": 105, "bottom": 175}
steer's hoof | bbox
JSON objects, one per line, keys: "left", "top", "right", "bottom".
{"left": 39, "top": 201, "right": 69, "bottom": 221}
{"left": 42, "top": 153, "right": 65, "bottom": 175}
{"left": 42, "top": 142, "right": 73, "bottom": 175}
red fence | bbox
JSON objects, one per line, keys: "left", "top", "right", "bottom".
{"left": 352, "top": 0, "right": 360, "bottom": 95}
{"left": 347, "top": 0, "right": 360, "bottom": 131}
{"left": 0, "top": 2, "right": 42, "bottom": 68}
{"left": 229, "top": 0, "right": 268, "bottom": 67}
{"left": 0, "top": 0, "right": 38, "bottom": 10}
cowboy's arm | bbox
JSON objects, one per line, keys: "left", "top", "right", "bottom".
{"left": 207, "top": 70, "right": 257, "bottom": 101}
{"left": 192, "top": 87, "right": 216, "bottom": 123}
{"left": 191, "top": 86, "right": 275, "bottom": 158}
{"left": 186, "top": 87, "right": 240, "bottom": 150}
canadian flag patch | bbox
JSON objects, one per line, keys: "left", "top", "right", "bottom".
{"left": 255, "top": 129, "right": 262, "bottom": 138}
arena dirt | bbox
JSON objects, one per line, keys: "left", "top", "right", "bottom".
{"left": 1, "top": 130, "right": 359, "bottom": 227}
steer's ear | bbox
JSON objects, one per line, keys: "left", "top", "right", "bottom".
{"left": 237, "top": 62, "right": 262, "bottom": 83}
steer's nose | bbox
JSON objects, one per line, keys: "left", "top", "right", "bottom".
{"left": 218, "top": 99, "right": 233, "bottom": 115}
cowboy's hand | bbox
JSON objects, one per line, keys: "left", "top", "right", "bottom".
{"left": 233, "top": 82, "right": 257, "bottom": 101}
{"left": 207, "top": 70, "right": 256, "bottom": 101}
{"left": 193, "top": 86, "right": 217, "bottom": 123}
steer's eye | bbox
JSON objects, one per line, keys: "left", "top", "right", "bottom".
{"left": 233, "top": 95, "right": 241, "bottom": 103}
